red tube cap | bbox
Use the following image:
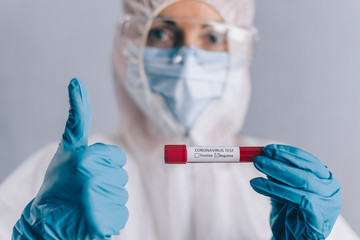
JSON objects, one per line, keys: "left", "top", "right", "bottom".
{"left": 240, "top": 147, "right": 264, "bottom": 162}
{"left": 165, "top": 145, "right": 187, "bottom": 164}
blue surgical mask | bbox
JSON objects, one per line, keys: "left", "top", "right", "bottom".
{"left": 144, "top": 46, "right": 229, "bottom": 129}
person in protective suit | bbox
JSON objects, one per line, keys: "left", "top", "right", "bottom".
{"left": 1, "top": 0, "right": 359, "bottom": 239}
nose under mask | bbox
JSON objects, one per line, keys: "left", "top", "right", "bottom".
{"left": 144, "top": 46, "right": 229, "bottom": 130}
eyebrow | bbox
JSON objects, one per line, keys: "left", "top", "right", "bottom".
{"left": 202, "top": 24, "right": 212, "bottom": 29}
{"left": 162, "top": 20, "right": 177, "bottom": 26}
{"left": 158, "top": 19, "right": 217, "bottom": 30}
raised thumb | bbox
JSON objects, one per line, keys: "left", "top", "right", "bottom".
{"left": 60, "top": 78, "right": 91, "bottom": 151}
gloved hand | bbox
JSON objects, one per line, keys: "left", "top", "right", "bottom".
{"left": 12, "top": 78, "right": 129, "bottom": 240}
{"left": 250, "top": 144, "right": 341, "bottom": 240}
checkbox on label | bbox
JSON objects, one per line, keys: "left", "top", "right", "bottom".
{"left": 195, "top": 153, "right": 199, "bottom": 158}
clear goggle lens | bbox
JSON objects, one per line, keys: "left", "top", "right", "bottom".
{"left": 118, "top": 15, "right": 257, "bottom": 52}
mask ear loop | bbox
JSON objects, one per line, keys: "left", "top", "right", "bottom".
{"left": 226, "top": 25, "right": 258, "bottom": 74}
{"left": 116, "top": 16, "right": 145, "bottom": 65}
{"left": 138, "top": 17, "right": 153, "bottom": 104}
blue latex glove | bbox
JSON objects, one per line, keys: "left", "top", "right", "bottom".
{"left": 250, "top": 144, "right": 341, "bottom": 240}
{"left": 12, "top": 78, "right": 129, "bottom": 240}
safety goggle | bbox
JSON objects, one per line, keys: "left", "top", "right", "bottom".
{"left": 118, "top": 15, "right": 258, "bottom": 52}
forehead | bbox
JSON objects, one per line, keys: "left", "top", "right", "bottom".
{"left": 157, "top": 0, "right": 223, "bottom": 21}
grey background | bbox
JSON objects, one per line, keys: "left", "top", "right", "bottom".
{"left": 1, "top": 0, "right": 359, "bottom": 235}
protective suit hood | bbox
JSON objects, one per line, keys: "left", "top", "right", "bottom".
{"left": 112, "top": 0, "right": 255, "bottom": 146}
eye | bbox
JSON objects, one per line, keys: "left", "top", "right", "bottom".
{"left": 200, "top": 27, "right": 228, "bottom": 51}
{"left": 149, "top": 28, "right": 169, "bottom": 41}
{"left": 147, "top": 27, "right": 175, "bottom": 47}
{"left": 205, "top": 32, "right": 226, "bottom": 45}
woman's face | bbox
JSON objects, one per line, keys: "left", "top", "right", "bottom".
{"left": 146, "top": 0, "right": 228, "bottom": 51}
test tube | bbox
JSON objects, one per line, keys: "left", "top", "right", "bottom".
{"left": 165, "top": 145, "right": 264, "bottom": 164}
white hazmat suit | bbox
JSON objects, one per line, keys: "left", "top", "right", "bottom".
{"left": 0, "top": 0, "right": 359, "bottom": 239}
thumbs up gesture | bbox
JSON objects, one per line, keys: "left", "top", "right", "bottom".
{"left": 13, "top": 79, "right": 129, "bottom": 239}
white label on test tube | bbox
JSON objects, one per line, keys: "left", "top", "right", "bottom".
{"left": 187, "top": 146, "right": 240, "bottom": 163}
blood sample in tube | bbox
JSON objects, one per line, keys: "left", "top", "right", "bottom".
{"left": 164, "top": 145, "right": 263, "bottom": 164}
